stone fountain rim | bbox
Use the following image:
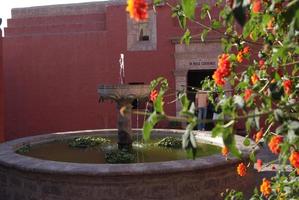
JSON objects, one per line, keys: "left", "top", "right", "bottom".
{"left": 0, "top": 129, "right": 257, "bottom": 176}
{"left": 98, "top": 84, "right": 150, "bottom": 89}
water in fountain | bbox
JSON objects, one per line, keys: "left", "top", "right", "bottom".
{"left": 119, "top": 53, "right": 125, "bottom": 84}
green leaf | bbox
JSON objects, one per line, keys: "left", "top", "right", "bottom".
{"left": 186, "top": 147, "right": 197, "bottom": 159}
{"left": 243, "top": 20, "right": 253, "bottom": 38}
{"left": 250, "top": 27, "right": 259, "bottom": 41}
{"left": 178, "top": 15, "right": 187, "bottom": 29}
{"left": 200, "top": 29, "right": 210, "bottom": 42}
{"left": 287, "top": 129, "right": 298, "bottom": 144}
{"left": 143, "top": 112, "right": 164, "bottom": 142}
{"left": 202, "top": 3, "right": 210, "bottom": 11}
{"left": 288, "top": 120, "right": 299, "bottom": 130}
{"left": 212, "top": 124, "right": 223, "bottom": 137}
{"left": 262, "top": 14, "right": 272, "bottom": 29}
{"left": 249, "top": 152, "right": 256, "bottom": 162}
{"left": 180, "top": 29, "right": 191, "bottom": 45}
{"left": 222, "top": 128, "right": 242, "bottom": 159}
{"left": 179, "top": 92, "right": 190, "bottom": 113}
{"left": 200, "top": 3, "right": 210, "bottom": 20}
{"left": 182, "top": 123, "right": 197, "bottom": 159}
{"left": 283, "top": 0, "right": 299, "bottom": 25}
{"left": 276, "top": 124, "right": 286, "bottom": 135}
{"left": 181, "top": 0, "right": 197, "bottom": 19}
{"left": 190, "top": 131, "right": 197, "bottom": 148}
{"left": 153, "top": 0, "right": 164, "bottom": 5}
{"left": 182, "top": 128, "right": 190, "bottom": 149}
{"left": 154, "top": 94, "right": 164, "bottom": 114}
{"left": 243, "top": 137, "right": 251, "bottom": 146}
{"left": 274, "top": 109, "right": 284, "bottom": 122}
{"left": 211, "top": 20, "right": 221, "bottom": 29}
{"left": 233, "top": 95, "right": 244, "bottom": 109}
{"left": 236, "top": 82, "right": 248, "bottom": 90}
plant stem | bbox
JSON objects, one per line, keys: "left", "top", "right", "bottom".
{"left": 133, "top": 101, "right": 299, "bottom": 124}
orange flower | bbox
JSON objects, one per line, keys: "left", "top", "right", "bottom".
{"left": 260, "top": 178, "right": 271, "bottom": 197}
{"left": 252, "top": 0, "right": 262, "bottom": 13}
{"left": 251, "top": 73, "right": 259, "bottom": 85}
{"left": 126, "top": 0, "right": 148, "bottom": 22}
{"left": 150, "top": 90, "right": 158, "bottom": 102}
{"left": 222, "top": 146, "right": 229, "bottom": 156}
{"left": 244, "top": 89, "right": 252, "bottom": 102}
{"left": 213, "top": 71, "right": 226, "bottom": 86}
{"left": 259, "top": 59, "right": 265, "bottom": 69}
{"left": 242, "top": 46, "right": 250, "bottom": 54}
{"left": 268, "top": 135, "right": 283, "bottom": 155}
{"left": 237, "top": 162, "right": 247, "bottom": 177}
{"left": 289, "top": 151, "right": 299, "bottom": 168}
{"left": 267, "top": 18, "right": 274, "bottom": 29}
{"left": 213, "top": 54, "right": 231, "bottom": 86}
{"left": 255, "top": 130, "right": 263, "bottom": 143}
{"left": 283, "top": 79, "right": 292, "bottom": 95}
{"left": 236, "top": 51, "right": 243, "bottom": 63}
{"left": 256, "top": 159, "right": 263, "bottom": 172}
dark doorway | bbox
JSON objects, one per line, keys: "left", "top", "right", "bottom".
{"left": 187, "top": 69, "right": 215, "bottom": 130}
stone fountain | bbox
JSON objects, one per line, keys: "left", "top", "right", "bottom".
{"left": 98, "top": 54, "right": 150, "bottom": 150}
{"left": 98, "top": 84, "right": 149, "bottom": 150}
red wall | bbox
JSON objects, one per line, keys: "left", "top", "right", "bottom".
{"left": 3, "top": 3, "right": 217, "bottom": 140}
{"left": 2, "top": 4, "right": 175, "bottom": 140}
{"left": 0, "top": 29, "right": 4, "bottom": 142}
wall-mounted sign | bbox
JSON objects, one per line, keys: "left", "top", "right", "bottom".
{"left": 189, "top": 60, "right": 216, "bottom": 66}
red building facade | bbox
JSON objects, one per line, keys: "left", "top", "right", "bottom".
{"left": 2, "top": 1, "right": 224, "bottom": 140}
{"left": 0, "top": 29, "right": 4, "bottom": 142}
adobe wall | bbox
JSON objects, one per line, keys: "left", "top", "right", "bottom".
{"left": 0, "top": 29, "right": 4, "bottom": 142}
{"left": 2, "top": 2, "right": 173, "bottom": 139}
{"left": 3, "top": 1, "right": 222, "bottom": 139}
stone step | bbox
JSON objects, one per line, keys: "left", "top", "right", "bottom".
{"left": 5, "top": 22, "right": 106, "bottom": 36}
{"left": 7, "top": 13, "right": 106, "bottom": 28}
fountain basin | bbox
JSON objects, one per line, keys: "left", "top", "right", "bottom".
{"left": 98, "top": 84, "right": 150, "bottom": 102}
{"left": 0, "top": 129, "right": 258, "bottom": 200}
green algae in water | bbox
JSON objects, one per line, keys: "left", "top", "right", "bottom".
{"left": 17, "top": 136, "right": 221, "bottom": 164}
{"left": 16, "top": 144, "right": 31, "bottom": 154}
{"left": 68, "top": 136, "right": 111, "bottom": 148}
{"left": 156, "top": 136, "right": 182, "bottom": 148}
{"left": 105, "top": 149, "right": 136, "bottom": 164}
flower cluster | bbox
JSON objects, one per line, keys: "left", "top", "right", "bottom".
{"left": 213, "top": 54, "right": 231, "bottom": 86}
{"left": 237, "top": 162, "right": 247, "bottom": 177}
{"left": 221, "top": 146, "right": 229, "bottom": 157}
{"left": 256, "top": 159, "right": 263, "bottom": 172}
{"left": 244, "top": 89, "right": 252, "bottom": 102}
{"left": 150, "top": 90, "right": 158, "bottom": 102}
{"left": 260, "top": 178, "right": 271, "bottom": 197}
{"left": 268, "top": 136, "right": 283, "bottom": 155}
{"left": 289, "top": 151, "right": 299, "bottom": 174}
{"left": 255, "top": 130, "right": 263, "bottom": 143}
{"left": 236, "top": 46, "right": 250, "bottom": 63}
{"left": 258, "top": 59, "right": 265, "bottom": 69}
{"left": 126, "top": 0, "right": 148, "bottom": 22}
{"left": 251, "top": 73, "right": 259, "bottom": 85}
{"left": 252, "top": 0, "right": 262, "bottom": 13}
{"left": 283, "top": 79, "right": 292, "bottom": 95}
